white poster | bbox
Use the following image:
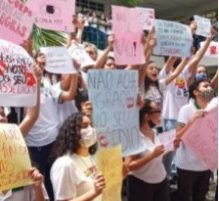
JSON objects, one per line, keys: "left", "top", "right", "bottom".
{"left": 194, "top": 15, "right": 211, "bottom": 37}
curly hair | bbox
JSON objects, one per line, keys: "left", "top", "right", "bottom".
{"left": 50, "top": 113, "right": 97, "bottom": 163}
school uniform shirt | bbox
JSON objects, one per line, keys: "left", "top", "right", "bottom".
{"left": 50, "top": 154, "right": 101, "bottom": 201}
{"left": 159, "top": 67, "right": 190, "bottom": 121}
{"left": 25, "top": 77, "right": 62, "bottom": 147}
{"left": 205, "top": 97, "right": 218, "bottom": 112}
{"left": 175, "top": 100, "right": 209, "bottom": 171}
{"left": 130, "top": 131, "right": 167, "bottom": 184}
{"left": 0, "top": 185, "right": 49, "bottom": 201}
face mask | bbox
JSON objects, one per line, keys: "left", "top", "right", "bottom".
{"left": 200, "top": 88, "right": 215, "bottom": 102}
{"left": 80, "top": 126, "right": 97, "bottom": 148}
{"left": 148, "top": 120, "right": 156, "bottom": 128}
{"left": 195, "top": 73, "right": 207, "bottom": 81}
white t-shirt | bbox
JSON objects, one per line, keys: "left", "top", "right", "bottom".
{"left": 205, "top": 97, "right": 218, "bottom": 112}
{"left": 175, "top": 100, "right": 209, "bottom": 171}
{"left": 50, "top": 154, "right": 101, "bottom": 201}
{"left": 25, "top": 77, "right": 61, "bottom": 147}
{"left": 160, "top": 67, "right": 190, "bottom": 120}
{"left": 0, "top": 185, "right": 48, "bottom": 201}
{"left": 130, "top": 132, "right": 167, "bottom": 184}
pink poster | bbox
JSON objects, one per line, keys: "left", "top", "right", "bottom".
{"left": 0, "top": 0, "right": 34, "bottom": 45}
{"left": 182, "top": 107, "right": 218, "bottom": 171}
{"left": 30, "top": 0, "right": 75, "bottom": 32}
{"left": 112, "top": 6, "right": 145, "bottom": 65}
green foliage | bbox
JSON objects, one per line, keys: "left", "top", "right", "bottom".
{"left": 116, "top": 0, "right": 143, "bottom": 7}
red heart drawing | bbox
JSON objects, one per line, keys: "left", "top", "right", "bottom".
{"left": 26, "top": 72, "right": 36, "bottom": 87}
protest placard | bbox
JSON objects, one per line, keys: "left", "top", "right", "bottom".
{"left": 96, "top": 145, "right": 123, "bottom": 201}
{"left": 0, "top": 0, "right": 34, "bottom": 44}
{"left": 154, "top": 19, "right": 193, "bottom": 57}
{"left": 158, "top": 129, "right": 175, "bottom": 153}
{"left": 0, "top": 124, "right": 32, "bottom": 191}
{"left": 182, "top": 107, "right": 218, "bottom": 171}
{"left": 200, "top": 41, "right": 218, "bottom": 58}
{"left": 112, "top": 6, "right": 145, "bottom": 65}
{"left": 194, "top": 15, "right": 211, "bottom": 37}
{"left": 68, "top": 43, "right": 95, "bottom": 69}
{"left": 0, "top": 39, "right": 37, "bottom": 107}
{"left": 136, "top": 7, "right": 155, "bottom": 31}
{"left": 40, "top": 46, "right": 76, "bottom": 74}
{"left": 88, "top": 70, "right": 146, "bottom": 156}
{"left": 29, "top": 0, "right": 75, "bottom": 32}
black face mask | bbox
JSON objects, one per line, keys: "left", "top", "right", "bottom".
{"left": 148, "top": 120, "right": 156, "bottom": 128}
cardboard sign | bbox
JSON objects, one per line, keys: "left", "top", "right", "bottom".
{"left": 200, "top": 41, "right": 218, "bottom": 58}
{"left": 154, "top": 19, "right": 193, "bottom": 57}
{"left": 30, "top": 0, "right": 75, "bottom": 32}
{"left": 182, "top": 107, "right": 218, "bottom": 171}
{"left": 136, "top": 7, "right": 155, "bottom": 31}
{"left": 112, "top": 5, "right": 145, "bottom": 65}
{"left": 40, "top": 46, "right": 76, "bottom": 74}
{"left": 96, "top": 145, "right": 123, "bottom": 201}
{"left": 0, "top": 0, "right": 34, "bottom": 44}
{"left": 0, "top": 124, "right": 32, "bottom": 191}
{"left": 194, "top": 15, "right": 211, "bottom": 37}
{"left": 68, "top": 43, "right": 95, "bottom": 69}
{"left": 88, "top": 70, "right": 146, "bottom": 156}
{"left": 0, "top": 39, "right": 37, "bottom": 107}
{"left": 158, "top": 130, "right": 175, "bottom": 153}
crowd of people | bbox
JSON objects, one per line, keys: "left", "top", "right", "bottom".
{"left": 0, "top": 5, "right": 218, "bottom": 201}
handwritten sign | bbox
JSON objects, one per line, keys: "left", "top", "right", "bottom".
{"left": 88, "top": 70, "right": 146, "bottom": 156}
{"left": 112, "top": 6, "right": 145, "bottom": 65}
{"left": 0, "top": 39, "right": 37, "bottom": 107}
{"left": 68, "top": 43, "right": 95, "bottom": 69}
{"left": 182, "top": 107, "right": 218, "bottom": 171}
{"left": 30, "top": 0, "right": 75, "bottom": 32}
{"left": 194, "top": 15, "right": 211, "bottom": 37}
{"left": 0, "top": 124, "right": 32, "bottom": 191}
{"left": 96, "top": 145, "right": 123, "bottom": 201}
{"left": 136, "top": 7, "right": 155, "bottom": 31}
{"left": 0, "top": 0, "right": 34, "bottom": 44}
{"left": 40, "top": 46, "right": 76, "bottom": 74}
{"left": 158, "top": 130, "right": 175, "bottom": 153}
{"left": 154, "top": 19, "right": 193, "bottom": 57}
{"left": 200, "top": 41, "right": 218, "bottom": 58}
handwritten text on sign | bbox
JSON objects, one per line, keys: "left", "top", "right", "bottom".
{"left": 0, "top": 0, "right": 34, "bottom": 44}
{"left": 154, "top": 19, "right": 193, "bottom": 57}
{"left": 112, "top": 6, "right": 145, "bottom": 65}
{"left": 41, "top": 46, "right": 76, "bottom": 74}
{"left": 182, "top": 107, "right": 218, "bottom": 171}
{"left": 30, "top": 0, "right": 75, "bottom": 32}
{"left": 194, "top": 15, "right": 211, "bottom": 37}
{"left": 96, "top": 145, "right": 123, "bottom": 201}
{"left": 0, "top": 124, "right": 32, "bottom": 191}
{"left": 88, "top": 70, "right": 146, "bottom": 156}
{"left": 0, "top": 39, "right": 37, "bottom": 107}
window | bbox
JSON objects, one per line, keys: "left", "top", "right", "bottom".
{"left": 76, "top": 0, "right": 105, "bottom": 12}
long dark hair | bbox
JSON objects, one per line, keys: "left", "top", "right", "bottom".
{"left": 50, "top": 113, "right": 97, "bottom": 163}
{"left": 139, "top": 99, "right": 153, "bottom": 126}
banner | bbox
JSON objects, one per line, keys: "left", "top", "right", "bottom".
{"left": 158, "top": 129, "right": 175, "bottom": 153}
{"left": 40, "top": 46, "right": 76, "bottom": 74}
{"left": 30, "top": 0, "right": 75, "bottom": 32}
{"left": 96, "top": 145, "right": 123, "bottom": 201}
{"left": 182, "top": 107, "right": 218, "bottom": 171}
{"left": 0, "top": 124, "right": 32, "bottom": 191}
{"left": 112, "top": 6, "right": 145, "bottom": 65}
{"left": 0, "top": 39, "right": 37, "bottom": 107}
{"left": 154, "top": 19, "right": 193, "bottom": 57}
{"left": 194, "top": 15, "right": 211, "bottom": 37}
{"left": 68, "top": 43, "right": 95, "bottom": 69}
{"left": 200, "top": 41, "right": 218, "bottom": 58}
{"left": 136, "top": 7, "right": 155, "bottom": 31}
{"left": 88, "top": 70, "right": 146, "bottom": 156}
{"left": 0, "top": 0, "right": 34, "bottom": 44}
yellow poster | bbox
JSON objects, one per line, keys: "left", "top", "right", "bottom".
{"left": 0, "top": 123, "right": 32, "bottom": 191}
{"left": 96, "top": 145, "right": 123, "bottom": 201}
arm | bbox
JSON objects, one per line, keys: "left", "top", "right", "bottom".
{"left": 19, "top": 65, "right": 42, "bottom": 137}
{"left": 162, "top": 56, "right": 177, "bottom": 75}
{"left": 75, "top": 15, "right": 85, "bottom": 44}
{"left": 165, "top": 58, "right": 189, "bottom": 85}
{"left": 211, "top": 70, "right": 218, "bottom": 89}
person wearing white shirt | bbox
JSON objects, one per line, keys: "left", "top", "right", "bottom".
{"left": 174, "top": 79, "right": 215, "bottom": 201}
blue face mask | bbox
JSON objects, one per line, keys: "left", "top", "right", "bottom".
{"left": 195, "top": 73, "right": 207, "bottom": 81}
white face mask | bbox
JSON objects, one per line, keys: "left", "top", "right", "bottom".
{"left": 80, "top": 126, "right": 97, "bottom": 148}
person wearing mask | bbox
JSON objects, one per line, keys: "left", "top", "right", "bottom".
{"left": 174, "top": 78, "right": 215, "bottom": 201}
{"left": 50, "top": 113, "right": 105, "bottom": 201}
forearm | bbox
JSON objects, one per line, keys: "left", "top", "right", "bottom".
{"left": 95, "top": 46, "right": 111, "bottom": 69}
{"left": 163, "top": 56, "right": 177, "bottom": 74}
{"left": 35, "top": 186, "right": 46, "bottom": 201}
{"left": 76, "top": 28, "right": 84, "bottom": 44}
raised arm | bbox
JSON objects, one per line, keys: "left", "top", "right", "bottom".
{"left": 211, "top": 70, "right": 218, "bottom": 89}
{"left": 162, "top": 56, "right": 177, "bottom": 75}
